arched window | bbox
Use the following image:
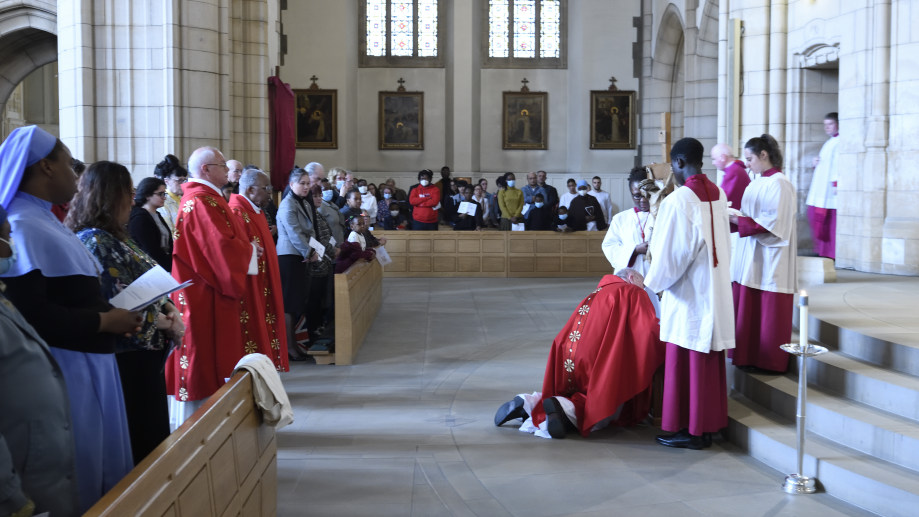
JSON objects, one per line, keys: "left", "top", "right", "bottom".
{"left": 360, "top": 0, "right": 444, "bottom": 67}
{"left": 484, "top": 0, "right": 567, "bottom": 69}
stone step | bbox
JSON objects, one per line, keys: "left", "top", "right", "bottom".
{"left": 807, "top": 311, "right": 919, "bottom": 378}
{"left": 731, "top": 365, "right": 919, "bottom": 473}
{"left": 792, "top": 350, "right": 919, "bottom": 423}
{"left": 727, "top": 394, "right": 919, "bottom": 517}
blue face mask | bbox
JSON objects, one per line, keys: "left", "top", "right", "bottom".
{"left": 558, "top": 214, "right": 568, "bottom": 220}
{"left": 321, "top": 190, "right": 334, "bottom": 202}
{"left": 383, "top": 193, "right": 392, "bottom": 199}
{"left": 0, "top": 237, "right": 16, "bottom": 275}
{"left": 506, "top": 180, "right": 516, "bottom": 188}
{"left": 534, "top": 202, "right": 544, "bottom": 208}
{"left": 336, "top": 180, "right": 345, "bottom": 190}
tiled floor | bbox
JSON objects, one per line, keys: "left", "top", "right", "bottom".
{"left": 277, "top": 277, "right": 873, "bottom": 516}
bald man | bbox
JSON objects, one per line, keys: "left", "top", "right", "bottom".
{"left": 226, "top": 159, "right": 243, "bottom": 194}
{"left": 710, "top": 143, "right": 750, "bottom": 211}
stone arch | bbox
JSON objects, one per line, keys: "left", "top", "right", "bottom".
{"left": 640, "top": 2, "right": 684, "bottom": 164}
{"left": 681, "top": 0, "right": 719, "bottom": 148}
{"left": 0, "top": 2, "right": 57, "bottom": 108}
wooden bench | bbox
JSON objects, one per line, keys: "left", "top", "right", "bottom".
{"left": 85, "top": 371, "right": 277, "bottom": 516}
{"left": 320, "top": 258, "right": 383, "bottom": 365}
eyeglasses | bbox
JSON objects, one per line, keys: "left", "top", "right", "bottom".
{"left": 155, "top": 191, "right": 168, "bottom": 197}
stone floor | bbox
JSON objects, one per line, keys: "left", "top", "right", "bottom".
{"left": 276, "top": 277, "right": 873, "bottom": 516}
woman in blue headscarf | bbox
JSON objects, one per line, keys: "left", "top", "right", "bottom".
{"left": 0, "top": 126, "right": 142, "bottom": 512}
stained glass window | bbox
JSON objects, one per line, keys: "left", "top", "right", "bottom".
{"left": 487, "top": 0, "right": 565, "bottom": 68}
{"left": 361, "top": 0, "right": 441, "bottom": 65}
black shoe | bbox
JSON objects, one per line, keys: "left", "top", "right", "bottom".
{"left": 656, "top": 429, "right": 708, "bottom": 449}
{"left": 494, "top": 396, "right": 527, "bottom": 426}
{"left": 543, "top": 397, "right": 575, "bottom": 439}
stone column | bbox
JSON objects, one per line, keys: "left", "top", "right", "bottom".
{"left": 446, "top": 0, "right": 481, "bottom": 175}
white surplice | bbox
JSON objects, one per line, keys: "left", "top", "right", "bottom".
{"left": 587, "top": 190, "right": 615, "bottom": 224}
{"left": 601, "top": 208, "right": 653, "bottom": 276}
{"left": 805, "top": 135, "right": 839, "bottom": 209}
{"left": 644, "top": 184, "right": 735, "bottom": 353}
{"left": 732, "top": 172, "right": 797, "bottom": 294}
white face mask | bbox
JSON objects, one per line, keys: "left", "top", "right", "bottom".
{"left": 390, "top": 210, "right": 400, "bottom": 217}
{"left": 358, "top": 186, "right": 368, "bottom": 194}
{"left": 558, "top": 214, "right": 568, "bottom": 220}
{"left": 506, "top": 180, "right": 516, "bottom": 188}
{"left": 420, "top": 179, "right": 430, "bottom": 187}
{"left": 534, "top": 202, "right": 544, "bottom": 208}
{"left": 578, "top": 189, "right": 588, "bottom": 196}
{"left": 336, "top": 180, "right": 345, "bottom": 190}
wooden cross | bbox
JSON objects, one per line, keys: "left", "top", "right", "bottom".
{"left": 308, "top": 75, "right": 319, "bottom": 90}
{"left": 608, "top": 76, "right": 619, "bottom": 91}
{"left": 397, "top": 77, "right": 406, "bottom": 91}
{"left": 520, "top": 77, "right": 530, "bottom": 92}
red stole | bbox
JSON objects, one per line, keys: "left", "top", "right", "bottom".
{"left": 167, "top": 183, "right": 262, "bottom": 401}
{"left": 229, "top": 194, "right": 290, "bottom": 371}
{"left": 532, "top": 276, "right": 664, "bottom": 436}
{"left": 684, "top": 174, "right": 721, "bottom": 267}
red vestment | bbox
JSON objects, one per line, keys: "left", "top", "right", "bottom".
{"left": 228, "top": 194, "right": 289, "bottom": 371}
{"left": 720, "top": 160, "right": 750, "bottom": 210}
{"left": 167, "top": 183, "right": 266, "bottom": 401}
{"left": 530, "top": 275, "right": 665, "bottom": 436}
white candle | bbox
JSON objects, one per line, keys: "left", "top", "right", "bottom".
{"left": 799, "top": 290, "right": 808, "bottom": 351}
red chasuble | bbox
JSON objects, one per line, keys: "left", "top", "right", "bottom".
{"left": 167, "top": 182, "right": 266, "bottom": 401}
{"left": 229, "top": 194, "right": 289, "bottom": 371}
{"left": 531, "top": 275, "right": 665, "bottom": 436}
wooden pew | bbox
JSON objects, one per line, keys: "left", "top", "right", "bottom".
{"left": 325, "top": 258, "right": 383, "bottom": 365}
{"left": 85, "top": 371, "right": 277, "bottom": 516}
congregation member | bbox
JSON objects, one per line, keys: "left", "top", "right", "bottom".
{"left": 307, "top": 185, "right": 338, "bottom": 338}
{"left": 453, "top": 184, "right": 483, "bottom": 231}
{"left": 520, "top": 172, "right": 547, "bottom": 217}
{"left": 153, "top": 153, "right": 187, "bottom": 233}
{"left": 644, "top": 137, "right": 734, "bottom": 450}
{"left": 229, "top": 168, "right": 289, "bottom": 371}
{"left": 304, "top": 161, "right": 326, "bottom": 187}
{"left": 555, "top": 206, "right": 572, "bottom": 232}
{"left": 0, "top": 125, "right": 141, "bottom": 511}
{"left": 524, "top": 193, "right": 553, "bottom": 231}
{"left": 497, "top": 172, "right": 524, "bottom": 230}
{"left": 494, "top": 268, "right": 664, "bottom": 439}
{"left": 357, "top": 178, "right": 378, "bottom": 219}
{"left": 347, "top": 215, "right": 369, "bottom": 249}
{"left": 129, "top": 177, "right": 173, "bottom": 271}
{"left": 710, "top": 143, "right": 750, "bottom": 210}
{"left": 339, "top": 189, "right": 363, "bottom": 223}
{"left": 730, "top": 135, "right": 797, "bottom": 373}
{"left": 559, "top": 178, "right": 578, "bottom": 209}
{"left": 477, "top": 178, "right": 498, "bottom": 227}
{"left": 806, "top": 112, "right": 839, "bottom": 259}
{"left": 368, "top": 183, "right": 380, "bottom": 201}
{"left": 167, "top": 146, "right": 263, "bottom": 428}
{"left": 335, "top": 169, "right": 355, "bottom": 209}
{"left": 318, "top": 180, "right": 345, "bottom": 244}
{"left": 588, "top": 176, "right": 615, "bottom": 225}
{"left": 225, "top": 159, "right": 243, "bottom": 193}
{"left": 277, "top": 167, "right": 319, "bottom": 361}
{"left": 409, "top": 169, "right": 441, "bottom": 230}
{"left": 435, "top": 166, "right": 452, "bottom": 201}
{"left": 536, "top": 170, "right": 559, "bottom": 210}
{"left": 602, "top": 167, "right": 653, "bottom": 275}
{"left": 471, "top": 183, "right": 491, "bottom": 226}
{"left": 68, "top": 161, "right": 183, "bottom": 466}
{"left": 378, "top": 185, "right": 407, "bottom": 230}
{"left": 0, "top": 205, "right": 80, "bottom": 517}
{"left": 385, "top": 177, "right": 408, "bottom": 202}
{"left": 567, "top": 180, "right": 607, "bottom": 231}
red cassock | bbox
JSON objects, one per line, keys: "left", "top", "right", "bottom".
{"left": 228, "top": 194, "right": 289, "bottom": 371}
{"left": 530, "top": 275, "right": 665, "bottom": 436}
{"left": 167, "top": 183, "right": 269, "bottom": 401}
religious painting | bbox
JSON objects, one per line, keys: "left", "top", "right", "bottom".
{"left": 294, "top": 88, "right": 338, "bottom": 149}
{"left": 379, "top": 91, "right": 424, "bottom": 150}
{"left": 590, "top": 90, "right": 636, "bottom": 149}
{"left": 503, "top": 91, "right": 548, "bottom": 150}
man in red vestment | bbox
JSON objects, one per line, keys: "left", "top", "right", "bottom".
{"left": 228, "top": 169, "right": 289, "bottom": 371}
{"left": 167, "top": 146, "right": 264, "bottom": 427}
{"left": 710, "top": 143, "right": 751, "bottom": 211}
{"left": 494, "top": 269, "right": 664, "bottom": 439}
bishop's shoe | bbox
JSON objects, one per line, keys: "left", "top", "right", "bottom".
{"left": 543, "top": 397, "right": 577, "bottom": 439}
{"left": 655, "top": 429, "right": 711, "bottom": 450}
{"left": 494, "top": 396, "right": 527, "bottom": 426}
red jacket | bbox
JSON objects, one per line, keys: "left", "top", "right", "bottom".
{"left": 409, "top": 184, "right": 441, "bottom": 224}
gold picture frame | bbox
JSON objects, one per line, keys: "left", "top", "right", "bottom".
{"left": 379, "top": 91, "right": 424, "bottom": 150}
{"left": 294, "top": 88, "right": 338, "bottom": 149}
{"left": 589, "top": 90, "right": 636, "bottom": 149}
{"left": 503, "top": 91, "right": 548, "bottom": 150}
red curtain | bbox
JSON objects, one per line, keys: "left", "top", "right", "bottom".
{"left": 268, "top": 76, "right": 296, "bottom": 191}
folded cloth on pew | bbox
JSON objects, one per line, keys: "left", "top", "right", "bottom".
{"left": 233, "top": 353, "right": 294, "bottom": 428}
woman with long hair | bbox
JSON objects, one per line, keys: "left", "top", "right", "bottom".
{"left": 67, "top": 161, "right": 184, "bottom": 465}
{"left": 128, "top": 176, "right": 173, "bottom": 271}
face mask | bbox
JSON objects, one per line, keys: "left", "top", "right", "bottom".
{"left": 0, "top": 237, "right": 16, "bottom": 275}
{"left": 534, "top": 202, "right": 544, "bottom": 208}
{"left": 506, "top": 180, "right": 516, "bottom": 188}
{"left": 420, "top": 179, "right": 430, "bottom": 187}
{"left": 558, "top": 214, "right": 568, "bottom": 220}
{"left": 321, "top": 190, "right": 334, "bottom": 201}
{"left": 383, "top": 193, "right": 392, "bottom": 199}
{"left": 358, "top": 186, "right": 368, "bottom": 194}
{"left": 336, "top": 180, "right": 345, "bottom": 190}
{"left": 390, "top": 210, "right": 400, "bottom": 217}
{"left": 578, "top": 190, "right": 587, "bottom": 196}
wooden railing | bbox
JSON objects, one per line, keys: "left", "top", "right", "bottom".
{"left": 330, "top": 258, "right": 383, "bottom": 365}
{"left": 376, "top": 230, "right": 612, "bottom": 277}
{"left": 85, "top": 371, "right": 277, "bottom": 516}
